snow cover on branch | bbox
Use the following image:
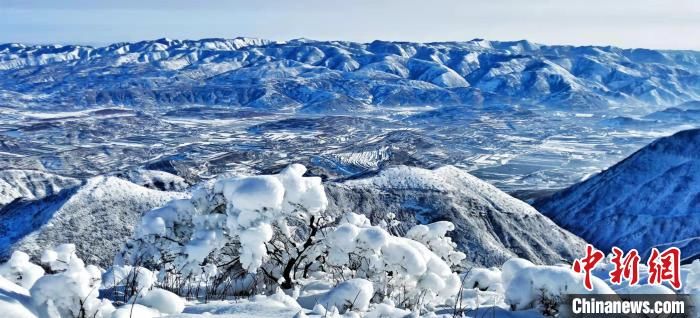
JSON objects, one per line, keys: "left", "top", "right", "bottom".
{"left": 462, "top": 267, "right": 503, "bottom": 292}
{"left": 405, "top": 221, "right": 466, "bottom": 268}
{"left": 0, "top": 243, "right": 187, "bottom": 318}
{"left": 324, "top": 213, "right": 463, "bottom": 310}
{"left": 116, "top": 164, "right": 468, "bottom": 312}
{"left": 216, "top": 163, "right": 327, "bottom": 272}
{"left": 0, "top": 251, "right": 44, "bottom": 289}
{"left": 119, "top": 163, "right": 327, "bottom": 279}
{"left": 30, "top": 244, "right": 115, "bottom": 318}
{"left": 101, "top": 264, "right": 157, "bottom": 293}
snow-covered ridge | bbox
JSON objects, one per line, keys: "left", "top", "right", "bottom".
{"left": 326, "top": 165, "right": 587, "bottom": 266}
{"left": 0, "top": 37, "right": 271, "bottom": 70}
{"left": 345, "top": 166, "right": 540, "bottom": 216}
{"left": 535, "top": 129, "right": 700, "bottom": 260}
{"left": 2, "top": 38, "right": 699, "bottom": 110}
{"left": 0, "top": 164, "right": 583, "bottom": 270}
{"left": 0, "top": 174, "right": 185, "bottom": 265}
{"left": 0, "top": 170, "right": 81, "bottom": 207}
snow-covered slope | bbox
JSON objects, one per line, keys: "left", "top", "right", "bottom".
{"left": 325, "top": 165, "right": 587, "bottom": 267}
{"left": 2, "top": 38, "right": 699, "bottom": 111}
{"left": 0, "top": 170, "right": 81, "bottom": 207}
{"left": 0, "top": 176, "right": 185, "bottom": 266}
{"left": 0, "top": 165, "right": 583, "bottom": 269}
{"left": 535, "top": 129, "right": 700, "bottom": 261}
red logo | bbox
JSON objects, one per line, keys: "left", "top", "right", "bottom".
{"left": 572, "top": 244, "right": 605, "bottom": 291}
{"left": 573, "top": 245, "right": 682, "bottom": 290}
{"left": 609, "top": 247, "right": 640, "bottom": 286}
{"left": 647, "top": 247, "right": 682, "bottom": 290}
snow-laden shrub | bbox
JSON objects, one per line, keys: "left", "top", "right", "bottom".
{"left": 40, "top": 244, "right": 80, "bottom": 273}
{"left": 502, "top": 258, "right": 615, "bottom": 314}
{"left": 323, "top": 213, "right": 462, "bottom": 310}
{"left": 101, "top": 265, "right": 156, "bottom": 292}
{"left": 462, "top": 267, "right": 503, "bottom": 292}
{"left": 117, "top": 164, "right": 330, "bottom": 294}
{"left": 0, "top": 251, "right": 45, "bottom": 289}
{"left": 318, "top": 278, "right": 374, "bottom": 313}
{"left": 685, "top": 260, "right": 700, "bottom": 308}
{"left": 102, "top": 265, "right": 158, "bottom": 303}
{"left": 30, "top": 247, "right": 115, "bottom": 318}
{"left": 364, "top": 301, "right": 412, "bottom": 318}
{"left": 102, "top": 266, "right": 186, "bottom": 315}
{"left": 118, "top": 164, "right": 465, "bottom": 312}
{"left": 11, "top": 244, "right": 186, "bottom": 318}
{"left": 405, "top": 221, "right": 466, "bottom": 268}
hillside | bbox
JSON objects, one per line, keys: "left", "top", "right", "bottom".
{"left": 535, "top": 129, "right": 700, "bottom": 261}
{"left": 327, "top": 165, "right": 587, "bottom": 266}
{"left": 0, "top": 175, "right": 185, "bottom": 265}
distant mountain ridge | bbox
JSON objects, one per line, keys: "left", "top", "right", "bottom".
{"left": 535, "top": 129, "right": 700, "bottom": 262}
{"left": 2, "top": 37, "right": 699, "bottom": 112}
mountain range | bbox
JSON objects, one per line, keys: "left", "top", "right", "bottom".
{"left": 2, "top": 38, "right": 700, "bottom": 112}
{"left": 1, "top": 37, "right": 699, "bottom": 269}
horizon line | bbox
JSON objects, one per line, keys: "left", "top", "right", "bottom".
{"left": 4, "top": 36, "right": 700, "bottom": 53}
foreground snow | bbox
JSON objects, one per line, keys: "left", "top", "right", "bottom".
{"left": 1, "top": 242, "right": 699, "bottom": 318}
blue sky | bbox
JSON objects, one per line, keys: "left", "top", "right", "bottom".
{"left": 2, "top": 0, "right": 699, "bottom": 50}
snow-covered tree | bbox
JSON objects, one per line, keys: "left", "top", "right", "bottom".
{"left": 117, "top": 164, "right": 465, "bottom": 311}
{"left": 117, "top": 164, "right": 330, "bottom": 295}
{"left": 30, "top": 244, "right": 116, "bottom": 318}
{"left": 322, "top": 212, "right": 462, "bottom": 310}
{"left": 0, "top": 244, "right": 187, "bottom": 318}
{"left": 405, "top": 221, "right": 466, "bottom": 268}
{"left": 502, "top": 258, "right": 615, "bottom": 315}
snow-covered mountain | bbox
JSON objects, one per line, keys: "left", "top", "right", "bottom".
{"left": 326, "top": 165, "right": 586, "bottom": 267}
{"left": 0, "top": 165, "right": 584, "bottom": 268}
{"left": 0, "top": 174, "right": 185, "bottom": 265}
{"left": 3, "top": 39, "right": 700, "bottom": 195}
{"left": 0, "top": 170, "right": 81, "bottom": 207}
{"left": 2, "top": 38, "right": 700, "bottom": 111}
{"left": 535, "top": 129, "right": 700, "bottom": 261}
